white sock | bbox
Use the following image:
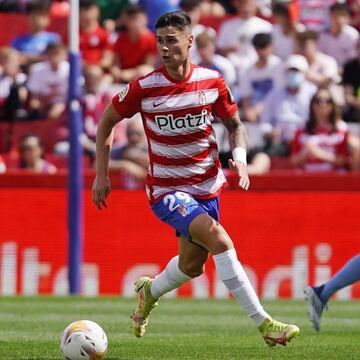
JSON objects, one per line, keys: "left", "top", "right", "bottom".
{"left": 150, "top": 256, "right": 192, "bottom": 299}
{"left": 213, "top": 249, "right": 270, "bottom": 326}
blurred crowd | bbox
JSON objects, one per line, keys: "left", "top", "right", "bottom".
{"left": 0, "top": 0, "right": 359, "bottom": 183}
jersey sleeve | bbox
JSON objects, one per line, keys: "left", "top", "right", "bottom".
{"left": 111, "top": 80, "right": 141, "bottom": 119}
{"left": 213, "top": 76, "right": 238, "bottom": 119}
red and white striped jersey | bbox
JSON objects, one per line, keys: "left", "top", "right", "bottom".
{"left": 112, "top": 63, "right": 237, "bottom": 202}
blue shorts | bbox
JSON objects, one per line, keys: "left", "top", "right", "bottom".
{"left": 151, "top": 191, "right": 220, "bottom": 242}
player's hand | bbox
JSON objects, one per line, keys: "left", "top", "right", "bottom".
{"left": 228, "top": 159, "right": 250, "bottom": 191}
{"left": 92, "top": 175, "right": 111, "bottom": 210}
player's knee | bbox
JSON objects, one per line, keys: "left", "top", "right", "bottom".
{"left": 207, "top": 221, "right": 233, "bottom": 250}
{"left": 191, "top": 215, "right": 233, "bottom": 251}
{"left": 179, "top": 261, "right": 205, "bottom": 278}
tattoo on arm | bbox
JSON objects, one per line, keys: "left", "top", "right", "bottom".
{"left": 222, "top": 112, "right": 248, "bottom": 151}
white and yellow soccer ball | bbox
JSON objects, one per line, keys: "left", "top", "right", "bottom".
{"left": 60, "top": 320, "right": 108, "bottom": 360}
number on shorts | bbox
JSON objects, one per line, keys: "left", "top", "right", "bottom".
{"left": 163, "top": 192, "right": 191, "bottom": 212}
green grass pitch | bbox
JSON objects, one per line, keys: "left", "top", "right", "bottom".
{"left": 0, "top": 297, "right": 359, "bottom": 360}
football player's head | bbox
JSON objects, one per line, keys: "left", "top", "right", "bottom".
{"left": 155, "top": 11, "right": 193, "bottom": 68}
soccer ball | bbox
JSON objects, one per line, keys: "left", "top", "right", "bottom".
{"left": 60, "top": 320, "right": 108, "bottom": 360}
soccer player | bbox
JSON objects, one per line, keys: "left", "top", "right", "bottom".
{"left": 305, "top": 253, "right": 360, "bottom": 331}
{"left": 92, "top": 11, "right": 300, "bottom": 347}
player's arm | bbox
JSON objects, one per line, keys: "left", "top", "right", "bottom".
{"left": 222, "top": 112, "right": 250, "bottom": 191}
{"left": 92, "top": 103, "right": 121, "bottom": 210}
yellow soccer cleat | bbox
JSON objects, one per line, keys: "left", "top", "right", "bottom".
{"left": 130, "top": 276, "right": 159, "bottom": 338}
{"left": 258, "top": 318, "right": 300, "bottom": 347}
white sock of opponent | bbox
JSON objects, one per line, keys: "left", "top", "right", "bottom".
{"left": 150, "top": 256, "right": 192, "bottom": 299}
{"left": 213, "top": 249, "right": 270, "bottom": 326}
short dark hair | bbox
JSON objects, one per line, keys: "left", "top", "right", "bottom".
{"left": 45, "top": 41, "right": 66, "bottom": 54}
{"left": 272, "top": 3, "right": 290, "bottom": 17}
{"left": 179, "top": 0, "right": 201, "bottom": 12}
{"left": 295, "top": 30, "right": 318, "bottom": 43}
{"left": 155, "top": 11, "right": 192, "bottom": 31}
{"left": 123, "top": 4, "right": 146, "bottom": 16}
{"left": 26, "top": 0, "right": 50, "bottom": 14}
{"left": 329, "top": 3, "right": 351, "bottom": 15}
{"left": 79, "top": 0, "right": 98, "bottom": 10}
{"left": 252, "top": 33, "right": 272, "bottom": 49}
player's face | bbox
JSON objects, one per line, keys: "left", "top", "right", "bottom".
{"left": 156, "top": 26, "right": 193, "bottom": 68}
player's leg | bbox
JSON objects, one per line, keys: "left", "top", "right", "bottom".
{"left": 131, "top": 236, "right": 208, "bottom": 337}
{"left": 151, "top": 235, "right": 208, "bottom": 298}
{"left": 189, "top": 214, "right": 300, "bottom": 346}
{"left": 306, "top": 253, "right": 360, "bottom": 331}
{"left": 131, "top": 192, "right": 210, "bottom": 337}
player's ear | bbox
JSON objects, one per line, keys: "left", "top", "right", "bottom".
{"left": 188, "top": 34, "right": 193, "bottom": 49}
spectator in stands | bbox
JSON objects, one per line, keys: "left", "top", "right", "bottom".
{"left": 239, "top": 33, "right": 282, "bottom": 123}
{"left": 18, "top": 134, "right": 57, "bottom": 173}
{"left": 79, "top": 0, "right": 113, "bottom": 71}
{"left": 259, "top": 54, "right": 317, "bottom": 156}
{"left": 195, "top": 31, "right": 237, "bottom": 88}
{"left": 0, "top": 47, "right": 28, "bottom": 121}
{"left": 27, "top": 41, "right": 69, "bottom": 120}
{"left": 77, "top": 64, "right": 112, "bottom": 159}
{"left": 11, "top": 0, "right": 61, "bottom": 65}
{"left": 295, "top": 30, "right": 344, "bottom": 106}
{"left": 109, "top": 116, "right": 149, "bottom": 187}
{"left": 342, "top": 37, "right": 360, "bottom": 122}
{"left": 272, "top": 2, "right": 305, "bottom": 61}
{"left": 97, "top": 0, "right": 130, "bottom": 25}
{"left": 217, "top": 0, "right": 272, "bottom": 70}
{"left": 54, "top": 65, "right": 127, "bottom": 159}
{"left": 296, "top": 30, "right": 339, "bottom": 89}
{"left": 348, "top": 0, "right": 360, "bottom": 31}
{"left": 200, "top": 0, "right": 226, "bottom": 17}
{"left": 318, "top": 3, "right": 359, "bottom": 68}
{"left": 109, "top": 4, "right": 158, "bottom": 83}
{"left": 180, "top": 0, "right": 217, "bottom": 64}
{"left": 298, "top": 0, "right": 336, "bottom": 32}
{"left": 291, "top": 88, "right": 351, "bottom": 172}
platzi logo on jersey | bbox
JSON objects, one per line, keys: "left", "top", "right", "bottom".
{"left": 155, "top": 109, "right": 208, "bottom": 131}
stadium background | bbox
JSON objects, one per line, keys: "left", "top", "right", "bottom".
{"left": 0, "top": 0, "right": 360, "bottom": 300}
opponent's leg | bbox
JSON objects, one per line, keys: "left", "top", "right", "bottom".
{"left": 321, "top": 254, "right": 360, "bottom": 302}
{"left": 305, "top": 253, "right": 360, "bottom": 331}
{"left": 189, "top": 214, "right": 300, "bottom": 347}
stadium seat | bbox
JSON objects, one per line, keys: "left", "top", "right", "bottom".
{"left": 0, "top": 13, "right": 68, "bottom": 47}
{"left": 45, "top": 154, "right": 92, "bottom": 169}
{"left": 0, "top": 123, "right": 11, "bottom": 153}
{"left": 2, "top": 151, "right": 18, "bottom": 168}
{"left": 10, "top": 120, "right": 63, "bottom": 153}
{"left": 270, "top": 156, "right": 294, "bottom": 170}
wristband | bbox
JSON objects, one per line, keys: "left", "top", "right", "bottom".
{"left": 232, "top": 147, "right": 247, "bottom": 165}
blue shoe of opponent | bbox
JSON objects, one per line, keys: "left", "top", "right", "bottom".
{"left": 305, "top": 286, "right": 328, "bottom": 331}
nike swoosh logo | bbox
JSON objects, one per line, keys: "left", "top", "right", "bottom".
{"left": 264, "top": 335, "right": 287, "bottom": 344}
{"left": 153, "top": 98, "right": 167, "bottom": 108}
{"left": 137, "top": 283, "right": 145, "bottom": 292}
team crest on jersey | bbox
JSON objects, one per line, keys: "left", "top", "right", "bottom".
{"left": 177, "top": 204, "right": 188, "bottom": 217}
{"left": 117, "top": 84, "right": 129, "bottom": 102}
{"left": 198, "top": 90, "right": 207, "bottom": 105}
